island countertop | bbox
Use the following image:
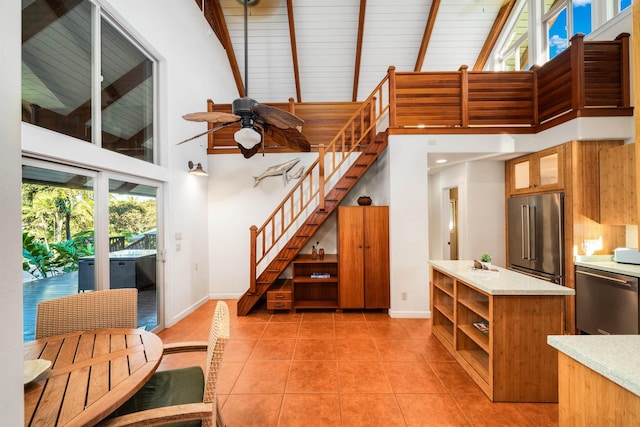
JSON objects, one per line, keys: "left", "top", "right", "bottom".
{"left": 547, "top": 335, "right": 640, "bottom": 397}
{"left": 429, "top": 260, "right": 575, "bottom": 296}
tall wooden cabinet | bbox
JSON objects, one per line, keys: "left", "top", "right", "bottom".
{"left": 337, "top": 206, "right": 390, "bottom": 309}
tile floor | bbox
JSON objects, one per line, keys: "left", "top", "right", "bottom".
{"left": 157, "top": 300, "right": 559, "bottom": 426}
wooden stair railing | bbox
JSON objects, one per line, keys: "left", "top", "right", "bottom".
{"left": 237, "top": 74, "right": 391, "bottom": 315}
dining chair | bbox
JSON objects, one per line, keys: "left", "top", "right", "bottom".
{"left": 35, "top": 288, "right": 138, "bottom": 339}
{"left": 100, "top": 300, "right": 230, "bottom": 427}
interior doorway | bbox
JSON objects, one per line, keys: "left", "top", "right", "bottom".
{"left": 448, "top": 187, "right": 459, "bottom": 260}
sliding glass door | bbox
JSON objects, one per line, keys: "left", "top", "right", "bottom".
{"left": 22, "top": 160, "right": 162, "bottom": 341}
{"left": 108, "top": 178, "right": 158, "bottom": 330}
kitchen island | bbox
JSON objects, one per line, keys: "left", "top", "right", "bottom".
{"left": 547, "top": 335, "right": 640, "bottom": 425}
{"left": 430, "top": 260, "right": 575, "bottom": 402}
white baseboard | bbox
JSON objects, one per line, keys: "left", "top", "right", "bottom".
{"left": 388, "top": 309, "right": 432, "bottom": 318}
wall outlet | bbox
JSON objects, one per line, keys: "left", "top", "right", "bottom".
{"left": 401, "top": 292, "right": 407, "bottom": 300}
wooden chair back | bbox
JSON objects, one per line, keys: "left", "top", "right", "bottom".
{"left": 35, "top": 288, "right": 138, "bottom": 339}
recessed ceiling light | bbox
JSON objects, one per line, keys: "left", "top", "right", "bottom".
{"left": 435, "top": 159, "right": 447, "bottom": 164}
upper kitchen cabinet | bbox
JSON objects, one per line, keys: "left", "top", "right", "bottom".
{"left": 599, "top": 144, "right": 637, "bottom": 225}
{"left": 508, "top": 145, "right": 565, "bottom": 195}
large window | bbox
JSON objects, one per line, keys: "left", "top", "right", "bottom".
{"left": 496, "top": 0, "right": 632, "bottom": 70}
{"left": 22, "top": 0, "right": 156, "bottom": 163}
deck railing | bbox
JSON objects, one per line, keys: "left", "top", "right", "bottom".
{"left": 248, "top": 75, "right": 390, "bottom": 292}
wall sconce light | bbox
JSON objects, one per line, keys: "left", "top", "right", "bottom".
{"left": 188, "top": 161, "right": 208, "bottom": 176}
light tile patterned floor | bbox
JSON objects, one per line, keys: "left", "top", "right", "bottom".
{"left": 158, "top": 300, "right": 559, "bottom": 427}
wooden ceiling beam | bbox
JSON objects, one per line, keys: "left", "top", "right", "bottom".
{"left": 286, "top": 0, "right": 302, "bottom": 103}
{"left": 200, "top": 0, "right": 245, "bottom": 97}
{"left": 415, "top": 0, "right": 440, "bottom": 71}
{"left": 352, "top": 0, "right": 366, "bottom": 102}
{"left": 68, "top": 61, "right": 151, "bottom": 122}
{"left": 22, "top": 0, "right": 83, "bottom": 43}
{"left": 473, "top": 0, "right": 517, "bottom": 71}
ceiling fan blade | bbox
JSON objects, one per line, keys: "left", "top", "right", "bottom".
{"left": 252, "top": 104, "right": 304, "bottom": 129}
{"left": 182, "top": 111, "right": 240, "bottom": 123}
{"left": 265, "top": 126, "right": 311, "bottom": 152}
{"left": 176, "top": 121, "right": 239, "bottom": 145}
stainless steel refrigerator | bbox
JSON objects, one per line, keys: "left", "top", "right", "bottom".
{"left": 508, "top": 192, "right": 564, "bottom": 285}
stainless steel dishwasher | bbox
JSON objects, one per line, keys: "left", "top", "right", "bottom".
{"left": 576, "top": 266, "right": 639, "bottom": 335}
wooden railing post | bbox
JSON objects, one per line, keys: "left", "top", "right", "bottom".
{"left": 616, "top": 33, "right": 631, "bottom": 107}
{"left": 318, "top": 144, "right": 325, "bottom": 211}
{"left": 388, "top": 66, "right": 396, "bottom": 127}
{"left": 370, "top": 97, "right": 376, "bottom": 143}
{"left": 531, "top": 64, "right": 539, "bottom": 127}
{"left": 459, "top": 65, "right": 469, "bottom": 127}
{"left": 570, "top": 33, "right": 585, "bottom": 111}
{"left": 249, "top": 225, "right": 257, "bottom": 294}
{"left": 288, "top": 97, "right": 296, "bottom": 114}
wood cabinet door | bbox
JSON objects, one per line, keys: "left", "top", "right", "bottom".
{"left": 363, "top": 206, "right": 390, "bottom": 308}
{"left": 599, "top": 143, "right": 637, "bottom": 225}
{"left": 338, "top": 207, "right": 365, "bottom": 308}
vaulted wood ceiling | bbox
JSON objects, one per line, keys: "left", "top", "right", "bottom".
{"left": 198, "top": 0, "right": 516, "bottom": 104}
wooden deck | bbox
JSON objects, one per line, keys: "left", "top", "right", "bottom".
{"left": 23, "top": 272, "right": 157, "bottom": 342}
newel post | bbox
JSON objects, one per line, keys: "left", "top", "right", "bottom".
{"left": 530, "top": 65, "right": 540, "bottom": 127}
{"left": 319, "top": 144, "right": 326, "bottom": 211}
{"left": 616, "top": 33, "right": 630, "bottom": 107}
{"left": 249, "top": 225, "right": 257, "bottom": 294}
{"left": 570, "top": 33, "right": 585, "bottom": 111}
{"left": 388, "top": 66, "right": 396, "bottom": 127}
{"left": 459, "top": 65, "right": 469, "bottom": 127}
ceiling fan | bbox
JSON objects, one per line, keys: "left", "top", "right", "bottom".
{"left": 178, "top": 0, "right": 310, "bottom": 159}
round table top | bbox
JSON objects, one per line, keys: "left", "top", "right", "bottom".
{"left": 24, "top": 328, "right": 163, "bottom": 427}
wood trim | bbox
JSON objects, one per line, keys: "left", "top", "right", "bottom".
{"left": 414, "top": 0, "right": 440, "bottom": 71}
{"left": 202, "top": 0, "right": 244, "bottom": 97}
{"left": 634, "top": 0, "right": 640, "bottom": 242}
{"left": 352, "top": 0, "right": 367, "bottom": 102}
{"left": 286, "top": 0, "right": 302, "bottom": 103}
{"left": 473, "top": 0, "right": 517, "bottom": 71}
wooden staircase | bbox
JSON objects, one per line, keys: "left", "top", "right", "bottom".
{"left": 237, "top": 131, "right": 388, "bottom": 315}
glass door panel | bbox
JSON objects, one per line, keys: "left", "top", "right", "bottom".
{"left": 109, "top": 179, "right": 158, "bottom": 331}
{"left": 22, "top": 163, "right": 95, "bottom": 341}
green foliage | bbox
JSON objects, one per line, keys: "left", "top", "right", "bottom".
{"left": 109, "top": 197, "right": 156, "bottom": 242}
{"left": 22, "top": 231, "right": 54, "bottom": 279}
{"left": 480, "top": 253, "right": 492, "bottom": 263}
{"left": 23, "top": 230, "right": 95, "bottom": 279}
{"left": 50, "top": 238, "right": 94, "bottom": 273}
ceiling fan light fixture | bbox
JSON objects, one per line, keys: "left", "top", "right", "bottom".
{"left": 188, "top": 160, "right": 208, "bottom": 176}
{"left": 234, "top": 126, "right": 262, "bottom": 149}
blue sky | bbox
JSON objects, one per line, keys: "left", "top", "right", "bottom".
{"left": 548, "top": 0, "right": 631, "bottom": 58}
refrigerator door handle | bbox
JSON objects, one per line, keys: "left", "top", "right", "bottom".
{"left": 529, "top": 205, "right": 536, "bottom": 260}
{"left": 520, "top": 205, "right": 528, "bottom": 259}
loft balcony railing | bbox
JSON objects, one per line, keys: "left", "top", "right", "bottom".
{"left": 205, "top": 33, "right": 631, "bottom": 156}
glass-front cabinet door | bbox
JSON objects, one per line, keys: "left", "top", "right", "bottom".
{"left": 509, "top": 145, "right": 564, "bottom": 195}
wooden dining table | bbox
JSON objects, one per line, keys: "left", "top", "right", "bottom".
{"left": 23, "top": 328, "right": 164, "bottom": 427}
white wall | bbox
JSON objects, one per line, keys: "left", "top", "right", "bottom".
{"left": 0, "top": 1, "right": 25, "bottom": 423}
